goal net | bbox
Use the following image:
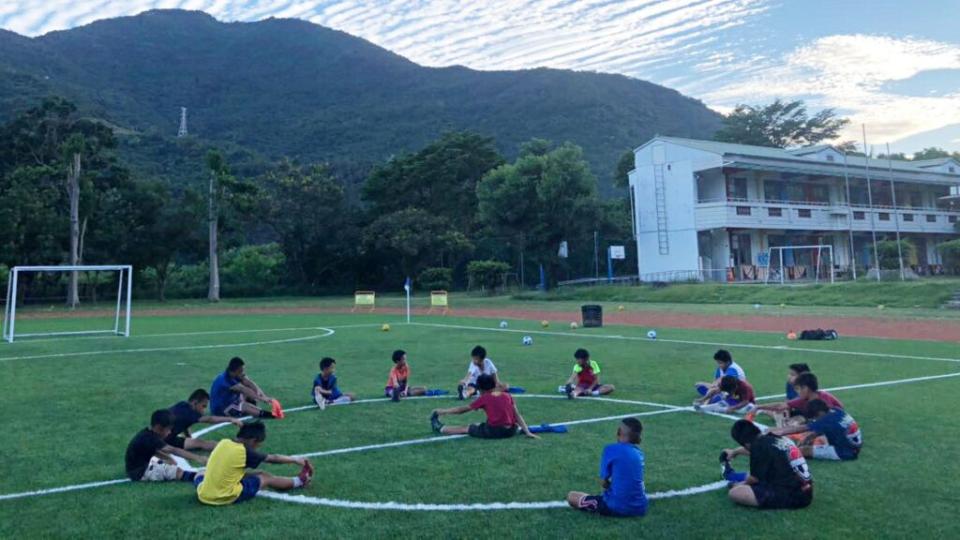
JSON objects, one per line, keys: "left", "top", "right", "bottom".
{"left": 762, "top": 245, "right": 834, "bottom": 284}
{"left": 2, "top": 265, "right": 132, "bottom": 343}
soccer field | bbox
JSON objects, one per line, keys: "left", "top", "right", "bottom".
{"left": 1, "top": 308, "right": 958, "bottom": 539}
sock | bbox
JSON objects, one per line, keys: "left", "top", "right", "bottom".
{"left": 292, "top": 476, "right": 303, "bottom": 488}
{"left": 181, "top": 470, "right": 197, "bottom": 483}
{"left": 259, "top": 410, "right": 275, "bottom": 419}
{"left": 591, "top": 390, "right": 600, "bottom": 396}
{"left": 722, "top": 464, "right": 747, "bottom": 483}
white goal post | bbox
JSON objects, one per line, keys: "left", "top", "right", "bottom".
{"left": 762, "top": 245, "right": 834, "bottom": 285}
{"left": 2, "top": 265, "right": 133, "bottom": 343}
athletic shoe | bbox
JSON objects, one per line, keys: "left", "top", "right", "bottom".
{"left": 430, "top": 412, "right": 443, "bottom": 434}
{"left": 314, "top": 393, "right": 327, "bottom": 411}
{"left": 297, "top": 465, "right": 312, "bottom": 488}
{"left": 744, "top": 411, "right": 757, "bottom": 423}
{"left": 271, "top": 399, "right": 285, "bottom": 419}
{"left": 457, "top": 384, "right": 464, "bottom": 400}
{"left": 391, "top": 387, "right": 401, "bottom": 402}
{"left": 564, "top": 384, "right": 573, "bottom": 399}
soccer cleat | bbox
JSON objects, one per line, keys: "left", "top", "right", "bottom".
{"left": 564, "top": 384, "right": 573, "bottom": 399}
{"left": 457, "top": 384, "right": 465, "bottom": 400}
{"left": 430, "top": 412, "right": 443, "bottom": 433}
{"left": 271, "top": 399, "right": 285, "bottom": 419}
{"left": 297, "top": 465, "right": 312, "bottom": 488}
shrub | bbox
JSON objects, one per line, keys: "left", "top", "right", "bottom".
{"left": 0, "top": 264, "right": 8, "bottom": 288}
{"left": 221, "top": 243, "right": 286, "bottom": 296}
{"left": 418, "top": 267, "right": 453, "bottom": 291}
{"left": 466, "top": 260, "right": 510, "bottom": 293}
{"left": 938, "top": 239, "right": 960, "bottom": 274}
{"left": 876, "top": 239, "right": 916, "bottom": 270}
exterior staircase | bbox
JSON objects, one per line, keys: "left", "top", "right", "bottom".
{"left": 945, "top": 290, "right": 960, "bottom": 310}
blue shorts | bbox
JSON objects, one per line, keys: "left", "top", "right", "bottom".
{"left": 695, "top": 383, "right": 709, "bottom": 396}
{"left": 235, "top": 475, "right": 262, "bottom": 503}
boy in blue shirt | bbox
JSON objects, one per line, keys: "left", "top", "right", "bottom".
{"left": 772, "top": 399, "right": 862, "bottom": 461}
{"left": 567, "top": 418, "right": 648, "bottom": 517}
{"left": 694, "top": 350, "right": 747, "bottom": 407}
{"left": 209, "top": 357, "right": 277, "bottom": 419}
{"left": 313, "top": 357, "right": 355, "bottom": 410}
{"left": 166, "top": 389, "right": 244, "bottom": 451}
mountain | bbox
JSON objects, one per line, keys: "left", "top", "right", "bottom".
{"left": 0, "top": 10, "right": 722, "bottom": 192}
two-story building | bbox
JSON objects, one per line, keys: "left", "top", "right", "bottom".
{"left": 627, "top": 136, "right": 960, "bottom": 281}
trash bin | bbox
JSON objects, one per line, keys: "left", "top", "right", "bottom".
{"left": 581, "top": 305, "right": 603, "bottom": 328}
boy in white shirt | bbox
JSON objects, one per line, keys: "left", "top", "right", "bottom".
{"left": 457, "top": 345, "right": 506, "bottom": 399}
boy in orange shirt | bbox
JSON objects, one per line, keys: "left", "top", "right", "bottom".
{"left": 386, "top": 349, "right": 427, "bottom": 401}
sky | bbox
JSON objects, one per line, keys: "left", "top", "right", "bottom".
{"left": 2, "top": 0, "right": 959, "bottom": 154}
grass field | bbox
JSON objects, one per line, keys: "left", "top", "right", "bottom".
{"left": 1, "top": 305, "right": 959, "bottom": 539}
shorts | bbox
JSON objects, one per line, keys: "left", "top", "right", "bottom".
{"left": 695, "top": 383, "right": 710, "bottom": 396}
{"left": 164, "top": 435, "right": 187, "bottom": 449}
{"left": 576, "top": 495, "right": 616, "bottom": 516}
{"left": 751, "top": 483, "right": 813, "bottom": 510}
{"left": 219, "top": 394, "right": 245, "bottom": 418}
{"left": 812, "top": 444, "right": 858, "bottom": 461}
{"left": 575, "top": 383, "right": 599, "bottom": 394}
{"left": 385, "top": 382, "right": 407, "bottom": 397}
{"left": 193, "top": 474, "right": 262, "bottom": 504}
{"left": 467, "top": 423, "right": 517, "bottom": 439}
{"left": 140, "top": 457, "right": 179, "bottom": 482}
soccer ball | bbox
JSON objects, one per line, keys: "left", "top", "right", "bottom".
{"left": 570, "top": 321, "right": 579, "bottom": 330}
{"left": 499, "top": 320, "right": 508, "bottom": 329}
{"left": 381, "top": 323, "right": 391, "bottom": 332}
{"left": 753, "top": 303, "right": 761, "bottom": 310}
{"left": 541, "top": 320, "right": 550, "bottom": 328}
{"left": 647, "top": 330, "right": 657, "bottom": 340}
{"left": 617, "top": 305, "right": 625, "bottom": 311}
{"left": 522, "top": 335, "right": 534, "bottom": 346}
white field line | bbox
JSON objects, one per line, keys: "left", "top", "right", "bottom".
{"left": 0, "top": 479, "right": 129, "bottom": 502}
{"left": 411, "top": 322, "right": 960, "bottom": 364}
{"left": 754, "top": 371, "right": 960, "bottom": 402}
{"left": 0, "top": 328, "right": 337, "bottom": 362}
{"left": 8, "top": 324, "right": 383, "bottom": 345}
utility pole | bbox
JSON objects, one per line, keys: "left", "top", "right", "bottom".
{"left": 178, "top": 107, "right": 188, "bottom": 137}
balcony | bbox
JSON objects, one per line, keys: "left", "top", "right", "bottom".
{"left": 695, "top": 198, "right": 960, "bottom": 233}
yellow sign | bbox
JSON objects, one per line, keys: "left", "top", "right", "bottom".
{"left": 427, "top": 290, "right": 450, "bottom": 315}
{"left": 352, "top": 291, "right": 376, "bottom": 312}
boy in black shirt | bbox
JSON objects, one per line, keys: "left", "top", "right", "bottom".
{"left": 124, "top": 409, "right": 207, "bottom": 482}
{"left": 166, "top": 389, "right": 244, "bottom": 451}
{"left": 720, "top": 420, "right": 813, "bottom": 509}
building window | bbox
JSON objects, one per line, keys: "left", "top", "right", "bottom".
{"left": 768, "top": 207, "right": 782, "bottom": 217}
{"left": 736, "top": 206, "right": 751, "bottom": 216}
{"left": 950, "top": 166, "right": 956, "bottom": 173}
{"left": 798, "top": 209, "right": 812, "bottom": 218}
{"left": 903, "top": 213, "right": 914, "bottom": 222}
{"left": 826, "top": 154, "right": 835, "bottom": 162}
{"left": 853, "top": 211, "right": 865, "bottom": 220}
{"left": 950, "top": 215, "right": 958, "bottom": 223}
{"left": 927, "top": 214, "right": 937, "bottom": 223}
{"left": 879, "top": 212, "right": 890, "bottom": 221}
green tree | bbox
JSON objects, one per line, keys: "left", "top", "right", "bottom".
{"left": 466, "top": 260, "right": 511, "bottom": 293}
{"left": 714, "top": 99, "right": 849, "bottom": 148}
{"left": 477, "top": 140, "right": 602, "bottom": 285}
{"left": 876, "top": 239, "right": 917, "bottom": 270}
{"left": 362, "top": 208, "right": 473, "bottom": 276}
{"left": 612, "top": 150, "right": 634, "bottom": 189}
{"left": 204, "top": 149, "right": 258, "bottom": 301}
{"left": 912, "top": 147, "right": 951, "bottom": 160}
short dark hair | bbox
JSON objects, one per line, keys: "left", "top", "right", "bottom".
{"left": 730, "top": 419, "right": 761, "bottom": 446}
{"left": 392, "top": 350, "right": 406, "bottom": 363}
{"left": 188, "top": 389, "right": 210, "bottom": 402}
{"left": 804, "top": 399, "right": 830, "bottom": 418}
{"left": 471, "top": 345, "right": 486, "bottom": 359}
{"left": 794, "top": 372, "right": 819, "bottom": 392}
{"left": 320, "top": 357, "right": 336, "bottom": 370}
{"left": 227, "top": 356, "right": 244, "bottom": 373}
{"left": 150, "top": 409, "right": 173, "bottom": 428}
{"left": 574, "top": 348, "right": 590, "bottom": 360}
{"left": 789, "top": 363, "right": 810, "bottom": 374}
{"left": 713, "top": 349, "right": 732, "bottom": 364}
{"left": 621, "top": 417, "right": 643, "bottom": 444}
{"left": 719, "top": 375, "right": 738, "bottom": 393}
{"left": 237, "top": 421, "right": 266, "bottom": 442}
{"left": 476, "top": 373, "right": 496, "bottom": 391}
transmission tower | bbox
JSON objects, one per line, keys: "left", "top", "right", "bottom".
{"left": 177, "top": 106, "right": 188, "bottom": 137}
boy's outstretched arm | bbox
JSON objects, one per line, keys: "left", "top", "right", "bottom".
{"left": 162, "top": 445, "right": 208, "bottom": 465}
{"left": 513, "top": 404, "right": 539, "bottom": 439}
{"left": 198, "top": 415, "right": 244, "bottom": 427}
{"left": 721, "top": 446, "right": 749, "bottom": 461}
{"left": 231, "top": 382, "right": 269, "bottom": 403}
{"left": 770, "top": 424, "right": 810, "bottom": 436}
{"left": 433, "top": 405, "right": 472, "bottom": 417}
{"left": 241, "top": 375, "right": 267, "bottom": 398}
{"left": 265, "top": 454, "right": 309, "bottom": 467}
{"left": 755, "top": 402, "right": 788, "bottom": 412}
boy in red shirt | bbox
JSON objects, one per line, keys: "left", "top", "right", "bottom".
{"left": 386, "top": 349, "right": 427, "bottom": 401}
{"left": 563, "top": 348, "right": 616, "bottom": 399}
{"left": 695, "top": 376, "right": 756, "bottom": 414}
{"left": 755, "top": 372, "right": 844, "bottom": 418}
{"left": 431, "top": 374, "right": 538, "bottom": 439}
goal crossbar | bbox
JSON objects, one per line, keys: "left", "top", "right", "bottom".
{"left": 2, "top": 265, "right": 133, "bottom": 343}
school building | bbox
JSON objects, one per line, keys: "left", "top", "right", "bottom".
{"left": 627, "top": 137, "right": 960, "bottom": 282}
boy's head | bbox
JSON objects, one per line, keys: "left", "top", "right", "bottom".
{"left": 319, "top": 357, "right": 336, "bottom": 374}
{"left": 237, "top": 421, "right": 267, "bottom": 448}
{"left": 574, "top": 348, "right": 590, "bottom": 366}
{"left": 150, "top": 409, "right": 174, "bottom": 439}
{"left": 227, "top": 356, "right": 245, "bottom": 378}
{"left": 471, "top": 345, "right": 486, "bottom": 365}
{"left": 187, "top": 388, "right": 210, "bottom": 414}
{"left": 730, "top": 419, "right": 762, "bottom": 448}
{"left": 719, "top": 375, "right": 738, "bottom": 394}
{"left": 617, "top": 417, "right": 643, "bottom": 444}
{"left": 713, "top": 349, "right": 732, "bottom": 368}
{"left": 392, "top": 350, "right": 407, "bottom": 365}
{"left": 793, "top": 372, "right": 819, "bottom": 398}
{"left": 476, "top": 373, "right": 496, "bottom": 392}
{"left": 804, "top": 398, "right": 830, "bottom": 420}
{"left": 788, "top": 363, "right": 810, "bottom": 382}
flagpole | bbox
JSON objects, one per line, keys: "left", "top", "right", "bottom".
{"left": 404, "top": 277, "right": 411, "bottom": 324}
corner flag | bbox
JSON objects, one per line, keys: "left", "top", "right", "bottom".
{"left": 404, "top": 277, "right": 412, "bottom": 293}
{"left": 404, "top": 277, "right": 412, "bottom": 323}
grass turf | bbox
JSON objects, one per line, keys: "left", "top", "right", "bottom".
{"left": 1, "top": 309, "right": 958, "bottom": 538}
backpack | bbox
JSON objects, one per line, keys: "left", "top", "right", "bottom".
{"left": 799, "top": 328, "right": 838, "bottom": 340}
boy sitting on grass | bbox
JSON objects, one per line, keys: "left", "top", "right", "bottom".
{"left": 757, "top": 363, "right": 810, "bottom": 426}
{"left": 432, "top": 374, "right": 537, "bottom": 439}
{"left": 564, "top": 348, "right": 616, "bottom": 399}
{"left": 166, "top": 389, "right": 244, "bottom": 452}
{"left": 695, "top": 375, "right": 756, "bottom": 415}
{"left": 124, "top": 409, "right": 207, "bottom": 483}
{"left": 313, "top": 357, "right": 355, "bottom": 409}
{"left": 694, "top": 350, "right": 747, "bottom": 406}
{"left": 195, "top": 422, "right": 312, "bottom": 506}
{"left": 772, "top": 399, "right": 863, "bottom": 461}
{"left": 386, "top": 349, "right": 427, "bottom": 401}
{"left": 457, "top": 345, "right": 506, "bottom": 400}
{"left": 721, "top": 420, "right": 813, "bottom": 510}
{"left": 755, "top": 372, "right": 844, "bottom": 423}
{"left": 567, "top": 418, "right": 648, "bottom": 517}
{"left": 210, "top": 356, "right": 277, "bottom": 419}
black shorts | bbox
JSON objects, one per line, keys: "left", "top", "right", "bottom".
{"left": 467, "top": 423, "right": 517, "bottom": 439}
{"left": 751, "top": 483, "right": 813, "bottom": 509}
{"left": 576, "top": 495, "right": 617, "bottom": 516}
{"left": 164, "top": 435, "right": 187, "bottom": 449}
